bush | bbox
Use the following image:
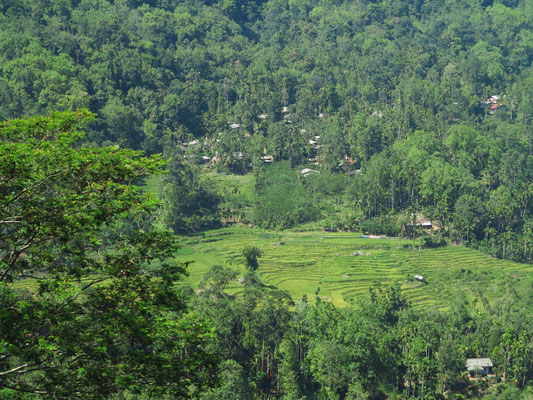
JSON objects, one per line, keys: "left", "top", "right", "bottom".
{"left": 420, "top": 235, "right": 447, "bottom": 249}
{"left": 304, "top": 172, "right": 349, "bottom": 197}
{"left": 360, "top": 216, "right": 402, "bottom": 236}
{"left": 322, "top": 214, "right": 359, "bottom": 232}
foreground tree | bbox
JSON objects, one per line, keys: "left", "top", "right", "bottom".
{"left": 0, "top": 111, "right": 218, "bottom": 399}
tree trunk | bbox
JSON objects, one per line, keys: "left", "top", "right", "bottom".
{"left": 262, "top": 338, "right": 265, "bottom": 372}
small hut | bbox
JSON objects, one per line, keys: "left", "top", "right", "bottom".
{"left": 466, "top": 358, "right": 493, "bottom": 378}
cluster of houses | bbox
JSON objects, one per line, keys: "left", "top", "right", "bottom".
{"left": 484, "top": 95, "right": 508, "bottom": 115}
{"left": 222, "top": 106, "right": 327, "bottom": 166}
{"left": 178, "top": 95, "right": 508, "bottom": 173}
{"left": 179, "top": 105, "right": 365, "bottom": 169}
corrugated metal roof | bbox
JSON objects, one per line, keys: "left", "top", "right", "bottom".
{"left": 466, "top": 358, "right": 493, "bottom": 369}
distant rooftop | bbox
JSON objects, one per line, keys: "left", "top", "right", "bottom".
{"left": 466, "top": 358, "right": 493, "bottom": 371}
{"left": 301, "top": 168, "right": 321, "bottom": 176}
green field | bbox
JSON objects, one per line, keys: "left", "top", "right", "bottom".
{"left": 177, "top": 226, "right": 533, "bottom": 309}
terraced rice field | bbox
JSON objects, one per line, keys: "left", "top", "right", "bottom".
{"left": 176, "top": 226, "right": 533, "bottom": 309}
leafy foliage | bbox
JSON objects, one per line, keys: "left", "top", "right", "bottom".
{"left": 0, "top": 111, "right": 218, "bottom": 398}
{"left": 253, "top": 162, "right": 321, "bottom": 229}
{"left": 242, "top": 245, "right": 262, "bottom": 272}
{"left": 0, "top": 0, "right": 530, "bottom": 261}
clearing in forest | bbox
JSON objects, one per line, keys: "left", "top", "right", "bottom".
{"left": 176, "top": 226, "right": 532, "bottom": 309}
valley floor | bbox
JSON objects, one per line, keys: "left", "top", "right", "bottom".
{"left": 176, "top": 226, "right": 532, "bottom": 310}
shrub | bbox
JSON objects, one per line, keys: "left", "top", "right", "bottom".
{"left": 360, "top": 216, "right": 402, "bottom": 236}
{"left": 420, "top": 235, "right": 447, "bottom": 249}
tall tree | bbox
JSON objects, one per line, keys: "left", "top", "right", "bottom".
{"left": 0, "top": 111, "right": 218, "bottom": 398}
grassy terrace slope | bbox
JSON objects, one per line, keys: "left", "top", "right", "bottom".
{"left": 177, "top": 226, "right": 532, "bottom": 309}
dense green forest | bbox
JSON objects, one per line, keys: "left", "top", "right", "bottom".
{"left": 0, "top": 0, "right": 532, "bottom": 398}
{"left": 1, "top": 113, "right": 532, "bottom": 400}
{"left": 0, "top": 0, "right": 530, "bottom": 261}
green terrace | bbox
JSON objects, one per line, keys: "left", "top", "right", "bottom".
{"left": 176, "top": 226, "right": 532, "bottom": 310}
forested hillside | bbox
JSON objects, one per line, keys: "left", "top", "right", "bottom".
{"left": 1, "top": 0, "right": 532, "bottom": 399}
{"left": 0, "top": 0, "right": 531, "bottom": 261}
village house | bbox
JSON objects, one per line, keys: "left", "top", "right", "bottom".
{"left": 407, "top": 217, "right": 433, "bottom": 230}
{"left": 489, "top": 103, "right": 508, "bottom": 114}
{"left": 484, "top": 95, "right": 508, "bottom": 114}
{"left": 466, "top": 358, "right": 493, "bottom": 378}
{"left": 403, "top": 215, "right": 436, "bottom": 238}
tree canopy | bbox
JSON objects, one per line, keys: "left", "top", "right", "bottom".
{"left": 0, "top": 111, "right": 218, "bottom": 398}
{"left": 1, "top": 0, "right": 529, "bottom": 260}
{"left": 0, "top": 0, "right": 532, "bottom": 397}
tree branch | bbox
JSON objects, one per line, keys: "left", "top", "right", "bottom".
{"left": 0, "top": 363, "right": 30, "bottom": 376}
{"left": 0, "top": 217, "right": 22, "bottom": 224}
{"left": 0, "top": 237, "right": 37, "bottom": 282}
{"left": 0, "top": 169, "right": 69, "bottom": 210}
{"left": 48, "top": 277, "right": 111, "bottom": 318}
{"left": 0, "top": 383, "right": 49, "bottom": 395}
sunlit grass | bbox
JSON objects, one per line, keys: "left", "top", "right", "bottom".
{"left": 176, "top": 226, "right": 532, "bottom": 309}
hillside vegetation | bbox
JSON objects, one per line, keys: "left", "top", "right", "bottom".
{"left": 0, "top": 0, "right": 531, "bottom": 262}
{"left": 177, "top": 226, "right": 531, "bottom": 309}
{"left": 0, "top": 0, "right": 532, "bottom": 399}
